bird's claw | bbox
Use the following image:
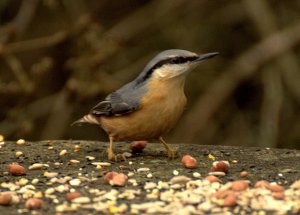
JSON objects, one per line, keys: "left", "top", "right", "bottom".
{"left": 165, "top": 148, "right": 179, "bottom": 159}
{"left": 108, "top": 150, "right": 127, "bottom": 162}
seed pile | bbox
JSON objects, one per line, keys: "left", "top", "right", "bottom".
{"left": 0, "top": 139, "right": 300, "bottom": 214}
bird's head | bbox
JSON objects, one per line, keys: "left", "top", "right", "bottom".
{"left": 136, "top": 49, "right": 218, "bottom": 84}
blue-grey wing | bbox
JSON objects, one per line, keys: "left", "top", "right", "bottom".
{"left": 90, "top": 92, "right": 138, "bottom": 116}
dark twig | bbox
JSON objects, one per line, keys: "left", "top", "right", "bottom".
{"left": 0, "top": 0, "right": 39, "bottom": 43}
{"left": 0, "top": 31, "right": 68, "bottom": 55}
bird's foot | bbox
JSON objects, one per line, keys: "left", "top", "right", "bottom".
{"left": 158, "top": 137, "right": 179, "bottom": 159}
{"left": 107, "top": 150, "right": 127, "bottom": 162}
{"left": 165, "top": 148, "right": 179, "bottom": 159}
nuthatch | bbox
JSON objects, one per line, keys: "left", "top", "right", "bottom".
{"left": 73, "top": 49, "right": 218, "bottom": 161}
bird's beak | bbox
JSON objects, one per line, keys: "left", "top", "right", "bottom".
{"left": 194, "top": 52, "right": 219, "bottom": 62}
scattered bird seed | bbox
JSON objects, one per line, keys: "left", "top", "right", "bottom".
{"left": 56, "top": 203, "right": 77, "bottom": 212}
{"left": 86, "top": 156, "right": 95, "bottom": 161}
{"left": 137, "top": 168, "right": 150, "bottom": 173}
{"left": 208, "top": 171, "right": 226, "bottom": 177}
{"left": 72, "top": 196, "right": 91, "bottom": 204}
{"left": 272, "top": 191, "right": 285, "bottom": 200}
{"left": 231, "top": 180, "right": 250, "bottom": 191}
{"left": 128, "top": 179, "right": 138, "bottom": 186}
{"left": 147, "top": 173, "right": 153, "bottom": 178}
{"left": 0, "top": 134, "right": 4, "bottom": 142}
{"left": 8, "top": 163, "right": 26, "bottom": 176}
{"left": 193, "top": 172, "right": 201, "bottom": 178}
{"left": 212, "top": 161, "right": 230, "bottom": 173}
{"left": 69, "top": 179, "right": 81, "bottom": 186}
{"left": 122, "top": 152, "right": 132, "bottom": 158}
{"left": 15, "top": 151, "right": 23, "bottom": 158}
{"left": 0, "top": 193, "right": 12, "bottom": 206}
{"left": 29, "top": 163, "right": 48, "bottom": 170}
{"left": 43, "top": 172, "right": 58, "bottom": 178}
{"left": 16, "top": 139, "right": 25, "bottom": 145}
{"left": 104, "top": 172, "right": 118, "bottom": 184}
{"left": 91, "top": 162, "right": 111, "bottom": 167}
{"left": 205, "top": 175, "right": 222, "bottom": 183}
{"left": 130, "top": 141, "right": 147, "bottom": 153}
{"left": 128, "top": 172, "right": 134, "bottom": 177}
{"left": 45, "top": 188, "right": 55, "bottom": 195}
{"left": 170, "top": 176, "right": 191, "bottom": 184}
{"left": 66, "top": 192, "right": 82, "bottom": 201}
{"left": 267, "top": 183, "right": 284, "bottom": 192}
{"left": 31, "top": 179, "right": 39, "bottom": 185}
{"left": 173, "top": 170, "right": 179, "bottom": 176}
{"left": 70, "top": 159, "right": 80, "bottom": 164}
{"left": 17, "top": 178, "right": 28, "bottom": 186}
{"left": 109, "top": 173, "right": 128, "bottom": 186}
{"left": 181, "top": 155, "right": 197, "bottom": 169}
{"left": 208, "top": 154, "right": 215, "bottom": 160}
{"left": 2, "top": 141, "right": 300, "bottom": 215}
{"left": 74, "top": 145, "right": 81, "bottom": 152}
{"left": 25, "top": 198, "right": 43, "bottom": 210}
{"left": 240, "top": 171, "right": 249, "bottom": 177}
{"left": 59, "top": 149, "right": 67, "bottom": 156}
{"left": 144, "top": 182, "right": 157, "bottom": 190}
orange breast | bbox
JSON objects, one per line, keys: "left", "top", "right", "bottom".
{"left": 100, "top": 76, "right": 187, "bottom": 141}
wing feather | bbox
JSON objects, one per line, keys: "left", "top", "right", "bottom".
{"left": 90, "top": 92, "right": 138, "bottom": 116}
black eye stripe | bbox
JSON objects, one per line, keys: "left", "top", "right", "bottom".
{"left": 168, "top": 56, "right": 198, "bottom": 64}
{"left": 135, "top": 55, "right": 198, "bottom": 86}
{"left": 147, "top": 56, "right": 198, "bottom": 76}
{"left": 152, "top": 56, "right": 198, "bottom": 70}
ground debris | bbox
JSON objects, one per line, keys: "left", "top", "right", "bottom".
{"left": 0, "top": 141, "right": 300, "bottom": 214}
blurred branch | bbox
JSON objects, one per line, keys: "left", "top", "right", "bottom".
{"left": 0, "top": 94, "right": 58, "bottom": 137}
{"left": 61, "top": 0, "right": 88, "bottom": 22}
{"left": 242, "top": 0, "right": 285, "bottom": 147}
{"left": 0, "top": 12, "right": 92, "bottom": 56}
{"left": 11, "top": 0, "right": 39, "bottom": 36}
{"left": 0, "top": 31, "right": 68, "bottom": 55}
{"left": 258, "top": 67, "right": 282, "bottom": 147}
{"left": 243, "top": 0, "right": 300, "bottom": 103}
{"left": 41, "top": 89, "right": 73, "bottom": 139}
{"left": 174, "top": 20, "right": 300, "bottom": 142}
{"left": 4, "top": 55, "right": 34, "bottom": 93}
{"left": 67, "top": 0, "right": 184, "bottom": 70}
{"left": 0, "top": 0, "right": 39, "bottom": 43}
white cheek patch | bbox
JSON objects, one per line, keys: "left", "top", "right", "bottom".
{"left": 154, "top": 63, "right": 191, "bottom": 79}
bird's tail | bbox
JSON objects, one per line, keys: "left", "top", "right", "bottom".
{"left": 71, "top": 114, "right": 100, "bottom": 126}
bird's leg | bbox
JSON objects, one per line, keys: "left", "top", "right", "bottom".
{"left": 107, "top": 136, "right": 127, "bottom": 162}
{"left": 107, "top": 136, "right": 116, "bottom": 161}
{"left": 158, "top": 137, "right": 178, "bottom": 159}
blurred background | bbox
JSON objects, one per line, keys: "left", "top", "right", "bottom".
{"left": 1, "top": 0, "right": 300, "bottom": 149}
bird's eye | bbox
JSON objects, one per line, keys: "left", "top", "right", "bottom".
{"left": 170, "top": 57, "right": 184, "bottom": 64}
{"left": 171, "top": 59, "right": 179, "bottom": 64}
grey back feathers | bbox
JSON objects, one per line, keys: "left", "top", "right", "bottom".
{"left": 90, "top": 84, "right": 143, "bottom": 116}
{"left": 90, "top": 49, "right": 198, "bottom": 117}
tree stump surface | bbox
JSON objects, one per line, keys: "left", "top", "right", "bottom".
{"left": 0, "top": 140, "right": 300, "bottom": 214}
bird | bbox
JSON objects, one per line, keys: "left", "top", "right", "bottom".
{"left": 72, "top": 49, "right": 218, "bottom": 161}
